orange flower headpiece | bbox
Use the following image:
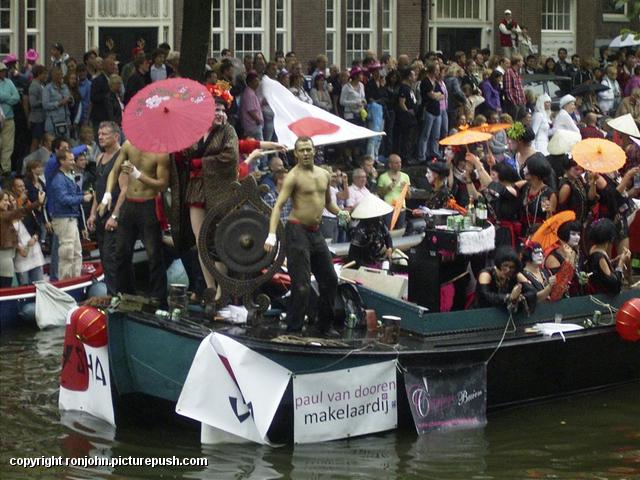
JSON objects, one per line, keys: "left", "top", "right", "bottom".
{"left": 206, "top": 80, "right": 234, "bottom": 108}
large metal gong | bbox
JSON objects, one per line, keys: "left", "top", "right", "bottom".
{"left": 198, "top": 176, "right": 286, "bottom": 316}
{"left": 215, "top": 209, "right": 275, "bottom": 273}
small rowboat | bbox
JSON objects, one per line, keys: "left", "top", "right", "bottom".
{"left": 0, "top": 262, "right": 104, "bottom": 328}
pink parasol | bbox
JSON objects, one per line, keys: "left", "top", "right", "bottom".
{"left": 122, "top": 78, "right": 215, "bottom": 153}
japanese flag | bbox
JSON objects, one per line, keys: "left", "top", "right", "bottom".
{"left": 258, "top": 76, "right": 382, "bottom": 149}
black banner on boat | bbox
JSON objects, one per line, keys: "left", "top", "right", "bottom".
{"left": 404, "top": 363, "right": 487, "bottom": 434}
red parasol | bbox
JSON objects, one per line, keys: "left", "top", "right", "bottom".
{"left": 549, "top": 260, "right": 574, "bottom": 302}
{"left": 122, "top": 78, "right": 215, "bottom": 153}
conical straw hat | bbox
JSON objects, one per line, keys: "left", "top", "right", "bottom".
{"left": 351, "top": 193, "right": 394, "bottom": 219}
{"left": 607, "top": 113, "right": 640, "bottom": 137}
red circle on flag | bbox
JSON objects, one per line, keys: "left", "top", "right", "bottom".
{"left": 288, "top": 117, "right": 340, "bottom": 137}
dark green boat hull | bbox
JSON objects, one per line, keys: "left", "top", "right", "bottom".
{"left": 107, "top": 289, "right": 640, "bottom": 422}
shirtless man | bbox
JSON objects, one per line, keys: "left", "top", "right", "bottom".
{"left": 101, "top": 140, "right": 170, "bottom": 302}
{"left": 264, "top": 136, "right": 350, "bottom": 336}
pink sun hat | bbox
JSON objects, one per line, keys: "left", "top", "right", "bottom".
{"left": 3, "top": 53, "right": 17, "bottom": 65}
{"left": 25, "top": 49, "right": 39, "bottom": 62}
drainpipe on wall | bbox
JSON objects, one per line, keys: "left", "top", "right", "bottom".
{"left": 420, "top": 0, "right": 429, "bottom": 57}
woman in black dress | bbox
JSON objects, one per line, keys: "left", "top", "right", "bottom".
{"left": 595, "top": 166, "right": 639, "bottom": 281}
{"left": 519, "top": 155, "right": 557, "bottom": 235}
{"left": 412, "top": 161, "right": 451, "bottom": 215}
{"left": 476, "top": 246, "right": 537, "bottom": 312}
{"left": 520, "top": 240, "right": 556, "bottom": 302}
{"left": 557, "top": 160, "right": 597, "bottom": 226}
{"left": 586, "top": 218, "right": 631, "bottom": 294}
{"left": 485, "top": 162, "right": 522, "bottom": 247}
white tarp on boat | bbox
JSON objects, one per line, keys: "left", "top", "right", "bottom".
{"left": 35, "top": 281, "right": 77, "bottom": 329}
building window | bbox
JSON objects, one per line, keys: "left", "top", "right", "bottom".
{"left": 0, "top": 0, "right": 15, "bottom": 56}
{"left": 542, "top": 0, "right": 572, "bottom": 31}
{"left": 98, "top": 0, "right": 159, "bottom": 17}
{"left": 382, "top": 0, "right": 394, "bottom": 56}
{"left": 326, "top": 0, "right": 339, "bottom": 65}
{"left": 234, "top": 0, "right": 264, "bottom": 59}
{"left": 275, "top": 0, "right": 290, "bottom": 54}
{"left": 25, "top": 0, "right": 44, "bottom": 56}
{"left": 345, "top": 0, "right": 374, "bottom": 66}
{"left": 435, "top": 0, "right": 481, "bottom": 20}
{"left": 211, "top": 0, "right": 227, "bottom": 56}
{"left": 602, "top": 0, "right": 628, "bottom": 21}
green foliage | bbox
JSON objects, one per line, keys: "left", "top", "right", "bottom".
{"left": 507, "top": 122, "right": 526, "bottom": 141}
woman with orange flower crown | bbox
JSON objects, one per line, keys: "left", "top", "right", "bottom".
{"left": 177, "top": 82, "right": 285, "bottom": 300}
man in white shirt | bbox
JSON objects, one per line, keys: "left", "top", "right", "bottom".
{"left": 148, "top": 49, "right": 173, "bottom": 83}
{"left": 346, "top": 168, "right": 370, "bottom": 211}
{"left": 598, "top": 65, "right": 621, "bottom": 115}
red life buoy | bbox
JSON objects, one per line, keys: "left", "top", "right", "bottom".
{"left": 73, "top": 306, "right": 108, "bottom": 348}
{"left": 616, "top": 298, "right": 640, "bottom": 342}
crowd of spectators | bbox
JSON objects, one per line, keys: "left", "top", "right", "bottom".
{"left": 0, "top": 32, "right": 638, "bottom": 304}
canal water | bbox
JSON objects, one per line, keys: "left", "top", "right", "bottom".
{"left": 1, "top": 326, "right": 638, "bottom": 480}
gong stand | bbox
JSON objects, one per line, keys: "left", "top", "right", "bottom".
{"left": 198, "top": 176, "right": 286, "bottom": 324}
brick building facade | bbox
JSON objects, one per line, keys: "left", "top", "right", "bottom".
{"left": 1, "top": 1, "right": 638, "bottom": 68}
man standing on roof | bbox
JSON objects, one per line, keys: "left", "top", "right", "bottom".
{"left": 498, "top": 9, "right": 521, "bottom": 59}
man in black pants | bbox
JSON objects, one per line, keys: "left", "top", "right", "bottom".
{"left": 88, "top": 121, "right": 124, "bottom": 294}
{"left": 265, "top": 136, "right": 350, "bottom": 337}
{"left": 102, "top": 140, "right": 170, "bottom": 303}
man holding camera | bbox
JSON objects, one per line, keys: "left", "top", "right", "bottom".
{"left": 498, "top": 9, "right": 521, "bottom": 59}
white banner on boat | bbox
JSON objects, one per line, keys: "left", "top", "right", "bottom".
{"left": 58, "top": 308, "right": 115, "bottom": 426}
{"left": 176, "top": 333, "right": 291, "bottom": 445}
{"left": 293, "top": 360, "right": 397, "bottom": 444}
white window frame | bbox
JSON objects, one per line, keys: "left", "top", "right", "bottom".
{"left": 233, "top": 0, "right": 269, "bottom": 60}
{"left": 0, "top": 0, "right": 17, "bottom": 57}
{"left": 381, "top": 0, "right": 395, "bottom": 57}
{"left": 211, "top": 0, "right": 228, "bottom": 57}
{"left": 602, "top": 0, "right": 629, "bottom": 22}
{"left": 275, "top": 0, "right": 291, "bottom": 54}
{"left": 326, "top": 0, "right": 340, "bottom": 66}
{"left": 345, "top": 0, "right": 376, "bottom": 67}
{"left": 541, "top": 0, "right": 573, "bottom": 32}
{"left": 431, "top": 0, "right": 486, "bottom": 22}
{"left": 85, "top": 0, "right": 174, "bottom": 52}
{"left": 24, "top": 0, "right": 44, "bottom": 59}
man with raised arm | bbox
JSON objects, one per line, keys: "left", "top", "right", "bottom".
{"left": 264, "top": 136, "right": 350, "bottom": 337}
{"left": 100, "top": 140, "right": 170, "bottom": 303}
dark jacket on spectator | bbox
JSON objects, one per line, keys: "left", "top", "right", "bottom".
{"left": 90, "top": 73, "right": 110, "bottom": 124}
{"left": 105, "top": 91, "right": 123, "bottom": 125}
{"left": 124, "top": 71, "right": 148, "bottom": 105}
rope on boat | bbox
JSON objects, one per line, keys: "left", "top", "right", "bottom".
{"left": 485, "top": 312, "right": 516, "bottom": 364}
{"left": 588, "top": 295, "right": 618, "bottom": 321}
{"left": 291, "top": 343, "right": 375, "bottom": 376}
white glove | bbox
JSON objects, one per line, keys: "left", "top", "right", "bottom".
{"left": 130, "top": 165, "right": 142, "bottom": 180}
{"left": 265, "top": 233, "right": 277, "bottom": 248}
{"left": 100, "top": 192, "right": 112, "bottom": 205}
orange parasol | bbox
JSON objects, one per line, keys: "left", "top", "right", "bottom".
{"left": 390, "top": 183, "right": 409, "bottom": 230}
{"left": 470, "top": 123, "right": 513, "bottom": 133}
{"left": 531, "top": 211, "right": 576, "bottom": 250}
{"left": 439, "top": 129, "right": 492, "bottom": 146}
{"left": 571, "top": 138, "right": 626, "bottom": 174}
